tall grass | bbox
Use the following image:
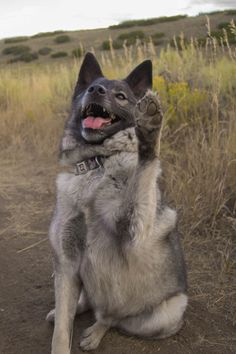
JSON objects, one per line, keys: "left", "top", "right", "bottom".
{"left": 0, "top": 36, "right": 235, "bottom": 237}
{"left": 0, "top": 64, "right": 77, "bottom": 157}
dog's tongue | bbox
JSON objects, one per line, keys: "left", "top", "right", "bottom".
{"left": 83, "top": 116, "right": 111, "bottom": 129}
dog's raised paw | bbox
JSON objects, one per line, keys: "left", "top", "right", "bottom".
{"left": 135, "top": 91, "right": 163, "bottom": 132}
{"left": 135, "top": 91, "right": 163, "bottom": 159}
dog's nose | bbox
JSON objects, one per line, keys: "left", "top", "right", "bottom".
{"left": 87, "top": 84, "right": 106, "bottom": 95}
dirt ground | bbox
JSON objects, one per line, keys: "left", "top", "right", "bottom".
{"left": 0, "top": 157, "right": 235, "bottom": 354}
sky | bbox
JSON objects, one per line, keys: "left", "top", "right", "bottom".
{"left": 0, "top": 0, "right": 236, "bottom": 39}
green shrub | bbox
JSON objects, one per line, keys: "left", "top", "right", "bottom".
{"left": 109, "top": 15, "right": 187, "bottom": 29}
{"left": 101, "top": 40, "right": 123, "bottom": 50}
{"left": 9, "top": 52, "right": 38, "bottom": 63}
{"left": 72, "top": 48, "right": 82, "bottom": 58}
{"left": 118, "top": 30, "right": 146, "bottom": 40}
{"left": 102, "top": 32, "right": 146, "bottom": 50}
{"left": 112, "top": 40, "right": 123, "bottom": 49}
{"left": 4, "top": 36, "right": 29, "bottom": 44}
{"left": 2, "top": 45, "right": 31, "bottom": 56}
{"left": 211, "top": 31, "right": 222, "bottom": 40}
{"left": 218, "top": 22, "right": 230, "bottom": 30}
{"left": 32, "top": 30, "right": 65, "bottom": 38}
{"left": 152, "top": 38, "right": 165, "bottom": 46}
{"left": 226, "top": 9, "right": 236, "bottom": 15}
{"left": 101, "top": 40, "right": 110, "bottom": 50}
{"left": 54, "top": 35, "right": 71, "bottom": 44}
{"left": 199, "top": 10, "right": 223, "bottom": 16}
{"left": 196, "top": 37, "right": 207, "bottom": 46}
{"left": 51, "top": 51, "right": 68, "bottom": 58}
{"left": 152, "top": 32, "right": 165, "bottom": 39}
{"left": 201, "top": 9, "right": 236, "bottom": 16}
{"left": 117, "top": 31, "right": 146, "bottom": 45}
{"left": 38, "top": 47, "right": 52, "bottom": 56}
{"left": 151, "top": 32, "right": 165, "bottom": 45}
{"left": 211, "top": 28, "right": 236, "bottom": 45}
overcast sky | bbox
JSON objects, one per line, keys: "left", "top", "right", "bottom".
{"left": 0, "top": 0, "right": 235, "bottom": 39}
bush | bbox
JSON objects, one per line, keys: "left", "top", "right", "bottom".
{"left": 199, "top": 10, "right": 223, "bottom": 16}
{"left": 38, "top": 47, "right": 52, "bottom": 56}
{"left": 4, "top": 36, "right": 29, "bottom": 44}
{"left": 101, "top": 40, "right": 110, "bottom": 50}
{"left": 201, "top": 9, "right": 236, "bottom": 16}
{"left": 218, "top": 22, "right": 230, "bottom": 30}
{"left": 153, "top": 76, "right": 208, "bottom": 127}
{"left": 211, "top": 28, "right": 236, "bottom": 45}
{"left": 113, "top": 41, "right": 123, "bottom": 49}
{"left": 101, "top": 32, "right": 147, "bottom": 50}
{"left": 9, "top": 52, "right": 38, "bottom": 63}
{"left": 51, "top": 51, "right": 68, "bottom": 58}
{"left": 197, "top": 26, "right": 236, "bottom": 46}
{"left": 152, "top": 32, "right": 165, "bottom": 39}
{"left": 32, "top": 30, "right": 65, "bottom": 38}
{"left": 109, "top": 15, "right": 187, "bottom": 29}
{"left": 118, "top": 30, "right": 146, "bottom": 40}
{"left": 226, "top": 9, "right": 236, "bottom": 15}
{"left": 72, "top": 48, "right": 82, "bottom": 58}
{"left": 101, "top": 40, "right": 123, "bottom": 50}
{"left": 152, "top": 38, "right": 165, "bottom": 46}
{"left": 196, "top": 37, "right": 207, "bottom": 46}
{"left": 54, "top": 35, "right": 71, "bottom": 44}
{"left": 2, "top": 45, "right": 31, "bottom": 56}
{"left": 151, "top": 32, "right": 165, "bottom": 45}
{"left": 117, "top": 31, "right": 146, "bottom": 45}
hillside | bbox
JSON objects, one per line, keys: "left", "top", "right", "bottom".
{"left": 0, "top": 10, "right": 236, "bottom": 65}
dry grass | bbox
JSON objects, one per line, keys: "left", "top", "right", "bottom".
{"left": 0, "top": 27, "right": 236, "bottom": 332}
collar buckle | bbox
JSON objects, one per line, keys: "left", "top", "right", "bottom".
{"left": 75, "top": 161, "right": 89, "bottom": 175}
{"left": 95, "top": 156, "right": 103, "bottom": 168}
{"left": 75, "top": 156, "right": 104, "bottom": 175}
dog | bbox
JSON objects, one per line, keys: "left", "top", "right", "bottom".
{"left": 46, "top": 52, "right": 188, "bottom": 354}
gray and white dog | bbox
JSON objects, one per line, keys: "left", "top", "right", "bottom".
{"left": 46, "top": 53, "right": 187, "bottom": 354}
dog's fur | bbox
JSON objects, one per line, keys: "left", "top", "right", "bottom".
{"left": 47, "top": 53, "right": 188, "bottom": 353}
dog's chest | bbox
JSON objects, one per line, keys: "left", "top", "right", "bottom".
{"left": 58, "top": 153, "right": 136, "bottom": 207}
{"left": 83, "top": 155, "right": 136, "bottom": 232}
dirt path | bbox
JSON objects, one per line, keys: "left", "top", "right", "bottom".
{"left": 0, "top": 158, "right": 235, "bottom": 354}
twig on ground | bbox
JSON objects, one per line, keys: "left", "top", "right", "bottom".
{"left": 17, "top": 237, "right": 48, "bottom": 254}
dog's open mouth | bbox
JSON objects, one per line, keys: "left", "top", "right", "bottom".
{"left": 82, "top": 103, "right": 120, "bottom": 130}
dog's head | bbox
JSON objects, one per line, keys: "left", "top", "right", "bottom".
{"left": 68, "top": 52, "right": 152, "bottom": 145}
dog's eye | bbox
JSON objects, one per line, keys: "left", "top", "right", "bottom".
{"left": 116, "top": 93, "right": 126, "bottom": 100}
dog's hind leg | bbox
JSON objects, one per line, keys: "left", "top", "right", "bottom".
{"left": 118, "top": 293, "right": 188, "bottom": 339}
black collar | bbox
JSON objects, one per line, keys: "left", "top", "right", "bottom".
{"left": 75, "top": 156, "right": 104, "bottom": 175}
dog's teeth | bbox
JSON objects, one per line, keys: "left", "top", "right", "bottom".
{"left": 111, "top": 113, "right": 116, "bottom": 120}
{"left": 103, "top": 108, "right": 106, "bottom": 113}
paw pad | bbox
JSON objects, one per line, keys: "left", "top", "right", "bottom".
{"left": 147, "top": 101, "right": 158, "bottom": 116}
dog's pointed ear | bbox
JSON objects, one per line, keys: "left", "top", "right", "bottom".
{"left": 73, "top": 52, "right": 104, "bottom": 98}
{"left": 124, "top": 60, "right": 152, "bottom": 98}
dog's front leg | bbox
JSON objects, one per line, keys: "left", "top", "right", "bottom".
{"left": 121, "top": 91, "right": 164, "bottom": 245}
{"left": 51, "top": 265, "right": 80, "bottom": 354}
